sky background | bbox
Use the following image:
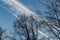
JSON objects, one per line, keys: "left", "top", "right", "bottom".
{"left": 0, "top": 0, "right": 58, "bottom": 40}
{"left": 0, "top": 0, "right": 49, "bottom": 35}
{"left": 0, "top": 0, "right": 47, "bottom": 32}
{"left": 0, "top": 5, "right": 16, "bottom": 32}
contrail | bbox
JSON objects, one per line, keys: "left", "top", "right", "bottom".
{"left": 0, "top": 0, "right": 53, "bottom": 40}
{"left": 0, "top": 4, "right": 53, "bottom": 40}
{"left": 1, "top": 0, "right": 34, "bottom": 16}
{"left": 2, "top": 0, "right": 60, "bottom": 33}
{"left": 0, "top": 0, "right": 60, "bottom": 39}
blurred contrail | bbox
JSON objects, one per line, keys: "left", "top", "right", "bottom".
{"left": 2, "top": 0, "right": 60, "bottom": 30}
{"left": 1, "top": 0, "right": 34, "bottom": 16}
{"left": 0, "top": 4, "right": 52, "bottom": 40}
{"left": 0, "top": 0, "right": 60, "bottom": 40}
{"left": 2, "top": 0, "right": 60, "bottom": 32}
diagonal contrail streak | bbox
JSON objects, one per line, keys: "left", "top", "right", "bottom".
{"left": 2, "top": 0, "right": 60, "bottom": 33}
{"left": 0, "top": 0, "right": 60, "bottom": 39}
{"left": 0, "top": 2, "right": 53, "bottom": 40}
{"left": 1, "top": 0, "right": 60, "bottom": 39}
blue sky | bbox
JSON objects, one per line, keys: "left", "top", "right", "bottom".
{"left": 19, "top": 0, "right": 47, "bottom": 12}
{"left": 0, "top": 5, "right": 16, "bottom": 32}
{"left": 0, "top": 0, "right": 51, "bottom": 38}
{"left": 0, "top": 0, "right": 45, "bottom": 29}
{"left": 0, "top": 0, "right": 59, "bottom": 40}
{"left": 0, "top": 0, "right": 48, "bottom": 35}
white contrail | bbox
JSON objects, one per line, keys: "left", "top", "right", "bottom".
{"left": 0, "top": 1, "right": 53, "bottom": 40}
{"left": 2, "top": 0, "right": 60, "bottom": 33}
{"left": 1, "top": 0, "right": 60, "bottom": 39}
{"left": 0, "top": 4, "right": 53, "bottom": 40}
{"left": 2, "top": 0, "right": 34, "bottom": 16}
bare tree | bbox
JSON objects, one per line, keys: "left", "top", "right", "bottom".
{"left": 13, "top": 14, "right": 41, "bottom": 40}
{"left": 13, "top": 15, "right": 30, "bottom": 40}
{"left": 0, "top": 26, "right": 6, "bottom": 40}
{"left": 45, "top": 0, "right": 60, "bottom": 39}
{"left": 38, "top": 0, "right": 60, "bottom": 39}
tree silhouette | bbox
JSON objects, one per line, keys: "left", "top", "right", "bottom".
{"left": 38, "top": 0, "right": 60, "bottom": 39}
{"left": 13, "top": 15, "right": 40, "bottom": 40}
{"left": 0, "top": 26, "right": 5, "bottom": 40}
